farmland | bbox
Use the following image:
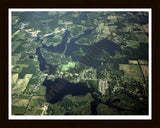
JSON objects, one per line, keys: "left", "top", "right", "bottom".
{"left": 119, "top": 64, "right": 144, "bottom": 82}
{"left": 12, "top": 74, "right": 33, "bottom": 94}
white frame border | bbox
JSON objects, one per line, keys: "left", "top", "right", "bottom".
{"left": 8, "top": 8, "right": 152, "bottom": 120}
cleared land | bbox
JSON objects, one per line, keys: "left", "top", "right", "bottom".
{"left": 141, "top": 65, "right": 148, "bottom": 78}
{"left": 138, "top": 60, "right": 148, "bottom": 65}
{"left": 12, "top": 98, "right": 29, "bottom": 107}
{"left": 24, "top": 74, "right": 33, "bottom": 79}
{"left": 129, "top": 60, "right": 138, "bottom": 65}
{"left": 12, "top": 30, "right": 20, "bottom": 38}
{"left": 12, "top": 74, "right": 33, "bottom": 94}
{"left": 142, "top": 24, "right": 148, "bottom": 33}
{"left": 12, "top": 79, "right": 30, "bottom": 94}
{"left": 12, "top": 73, "right": 19, "bottom": 84}
{"left": 119, "top": 64, "right": 144, "bottom": 82}
{"left": 96, "top": 23, "right": 110, "bottom": 36}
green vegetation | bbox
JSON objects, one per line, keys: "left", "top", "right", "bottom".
{"left": 12, "top": 64, "right": 28, "bottom": 73}
{"left": 36, "top": 86, "right": 46, "bottom": 95}
{"left": 97, "top": 103, "right": 118, "bottom": 115}
{"left": 25, "top": 96, "right": 46, "bottom": 115}
{"left": 47, "top": 93, "right": 93, "bottom": 115}
{"left": 110, "top": 93, "right": 148, "bottom": 115}
{"left": 12, "top": 84, "right": 16, "bottom": 89}
{"left": 12, "top": 54, "right": 21, "bottom": 65}
{"left": 12, "top": 106, "right": 26, "bottom": 115}
{"left": 61, "top": 62, "right": 75, "bottom": 72}
{"left": 12, "top": 73, "right": 19, "bottom": 84}
{"left": 127, "top": 41, "right": 139, "bottom": 49}
{"left": 113, "top": 51, "right": 126, "bottom": 59}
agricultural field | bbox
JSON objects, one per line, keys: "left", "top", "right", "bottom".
{"left": 119, "top": 64, "right": 144, "bottom": 82}
{"left": 12, "top": 74, "right": 33, "bottom": 94}
{"left": 12, "top": 106, "right": 27, "bottom": 115}
{"left": 129, "top": 60, "right": 138, "bottom": 64}
{"left": 141, "top": 65, "right": 149, "bottom": 80}
{"left": 12, "top": 73, "right": 19, "bottom": 85}
{"left": 12, "top": 98, "right": 29, "bottom": 107}
{"left": 138, "top": 60, "right": 148, "bottom": 65}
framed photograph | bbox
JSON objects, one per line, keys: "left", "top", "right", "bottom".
{"left": 8, "top": 8, "right": 152, "bottom": 120}
{"left": 1, "top": 0, "right": 160, "bottom": 127}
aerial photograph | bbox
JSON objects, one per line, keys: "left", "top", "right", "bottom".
{"left": 10, "top": 9, "right": 150, "bottom": 116}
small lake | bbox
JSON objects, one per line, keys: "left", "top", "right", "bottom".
{"left": 42, "top": 78, "right": 91, "bottom": 104}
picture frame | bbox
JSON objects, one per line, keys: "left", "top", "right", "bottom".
{"left": 0, "top": 0, "right": 159, "bottom": 127}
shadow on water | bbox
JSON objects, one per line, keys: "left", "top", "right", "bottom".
{"left": 42, "top": 78, "right": 91, "bottom": 104}
{"left": 64, "top": 31, "right": 121, "bottom": 66}
{"left": 65, "top": 38, "right": 121, "bottom": 68}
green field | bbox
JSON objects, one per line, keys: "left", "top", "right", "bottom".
{"left": 12, "top": 74, "right": 33, "bottom": 94}
{"left": 127, "top": 41, "right": 139, "bottom": 49}
{"left": 12, "top": 73, "right": 19, "bottom": 84}
{"left": 12, "top": 106, "right": 26, "bottom": 115}
{"left": 61, "top": 62, "right": 75, "bottom": 72}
